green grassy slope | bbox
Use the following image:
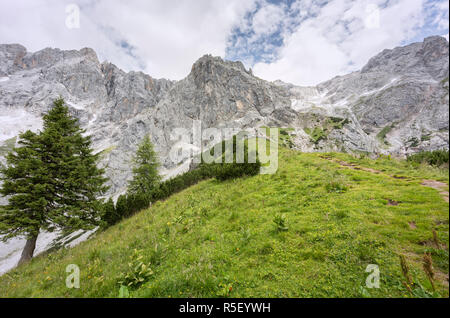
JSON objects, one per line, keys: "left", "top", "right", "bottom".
{"left": 0, "top": 147, "right": 448, "bottom": 298}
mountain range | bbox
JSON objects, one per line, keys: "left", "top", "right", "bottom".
{"left": 0, "top": 35, "right": 448, "bottom": 275}
{"left": 1, "top": 35, "right": 448, "bottom": 200}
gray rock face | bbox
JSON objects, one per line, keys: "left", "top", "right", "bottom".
{"left": 313, "top": 36, "right": 449, "bottom": 155}
{"left": 0, "top": 36, "right": 449, "bottom": 200}
{"left": 0, "top": 36, "right": 448, "bottom": 275}
{"left": 0, "top": 44, "right": 175, "bottom": 198}
{"left": 361, "top": 36, "right": 449, "bottom": 79}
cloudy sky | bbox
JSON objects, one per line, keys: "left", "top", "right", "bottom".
{"left": 0, "top": 0, "right": 448, "bottom": 85}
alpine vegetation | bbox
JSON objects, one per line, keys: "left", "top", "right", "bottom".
{"left": 0, "top": 98, "right": 108, "bottom": 265}
{"left": 127, "top": 135, "right": 161, "bottom": 195}
{"left": 0, "top": 12, "right": 448, "bottom": 300}
{"left": 100, "top": 133, "right": 262, "bottom": 228}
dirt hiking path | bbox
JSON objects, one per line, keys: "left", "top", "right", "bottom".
{"left": 421, "top": 180, "right": 449, "bottom": 203}
{"left": 319, "top": 154, "right": 449, "bottom": 289}
{"left": 319, "top": 155, "right": 449, "bottom": 203}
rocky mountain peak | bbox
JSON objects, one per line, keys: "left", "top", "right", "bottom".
{"left": 0, "top": 43, "right": 27, "bottom": 76}
{"left": 189, "top": 54, "right": 252, "bottom": 88}
{"left": 0, "top": 36, "right": 448, "bottom": 200}
{"left": 191, "top": 54, "right": 248, "bottom": 73}
{"left": 78, "top": 47, "right": 101, "bottom": 64}
{"left": 422, "top": 35, "right": 449, "bottom": 48}
{"left": 0, "top": 44, "right": 104, "bottom": 79}
{"left": 1, "top": 36, "right": 448, "bottom": 277}
{"left": 420, "top": 36, "right": 449, "bottom": 79}
{"left": 361, "top": 35, "right": 448, "bottom": 79}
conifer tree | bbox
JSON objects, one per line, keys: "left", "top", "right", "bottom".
{"left": 0, "top": 131, "right": 46, "bottom": 264}
{"left": 0, "top": 98, "right": 108, "bottom": 265}
{"left": 127, "top": 135, "right": 160, "bottom": 195}
{"left": 101, "top": 198, "right": 118, "bottom": 227}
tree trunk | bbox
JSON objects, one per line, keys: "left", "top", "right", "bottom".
{"left": 18, "top": 234, "right": 38, "bottom": 266}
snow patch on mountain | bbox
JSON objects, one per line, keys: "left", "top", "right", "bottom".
{"left": 0, "top": 36, "right": 448, "bottom": 276}
{"left": 0, "top": 228, "right": 96, "bottom": 275}
{"left": 0, "top": 108, "right": 42, "bottom": 141}
{"left": 0, "top": 232, "right": 57, "bottom": 275}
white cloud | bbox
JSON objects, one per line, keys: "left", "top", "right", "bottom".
{"left": 253, "top": 25, "right": 348, "bottom": 86}
{"left": 250, "top": 3, "right": 285, "bottom": 38}
{"left": 431, "top": 0, "right": 449, "bottom": 30}
{"left": 0, "top": 0, "right": 256, "bottom": 80}
{"left": 253, "top": 0, "right": 440, "bottom": 86}
{"left": 0, "top": 0, "right": 447, "bottom": 85}
{"left": 0, "top": 1, "right": 139, "bottom": 71}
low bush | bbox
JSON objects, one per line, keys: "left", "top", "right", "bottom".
{"left": 101, "top": 198, "right": 120, "bottom": 227}
{"left": 118, "top": 249, "right": 153, "bottom": 289}
{"left": 305, "top": 127, "right": 327, "bottom": 144}
{"left": 101, "top": 192, "right": 152, "bottom": 228}
{"left": 206, "top": 136, "right": 261, "bottom": 181}
{"left": 325, "top": 180, "right": 348, "bottom": 193}
{"left": 273, "top": 214, "right": 288, "bottom": 232}
{"left": 100, "top": 135, "right": 261, "bottom": 227}
{"left": 214, "top": 159, "right": 260, "bottom": 181}
{"left": 407, "top": 150, "right": 449, "bottom": 167}
{"left": 150, "top": 165, "right": 214, "bottom": 202}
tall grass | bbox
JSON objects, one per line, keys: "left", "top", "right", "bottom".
{"left": 407, "top": 150, "right": 449, "bottom": 167}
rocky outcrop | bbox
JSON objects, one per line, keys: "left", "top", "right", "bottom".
{"left": 0, "top": 36, "right": 448, "bottom": 199}
{"left": 312, "top": 36, "right": 449, "bottom": 155}
{"left": 0, "top": 36, "right": 448, "bottom": 275}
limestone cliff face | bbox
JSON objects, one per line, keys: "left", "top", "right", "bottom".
{"left": 0, "top": 36, "right": 448, "bottom": 275}
{"left": 313, "top": 35, "right": 449, "bottom": 154}
{"left": 0, "top": 36, "right": 448, "bottom": 199}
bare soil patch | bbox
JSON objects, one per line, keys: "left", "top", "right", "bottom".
{"left": 421, "top": 180, "right": 449, "bottom": 203}
{"left": 319, "top": 156, "right": 449, "bottom": 203}
{"left": 387, "top": 199, "right": 399, "bottom": 206}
